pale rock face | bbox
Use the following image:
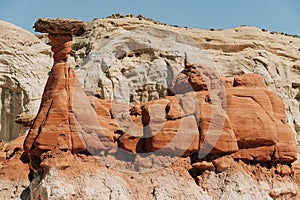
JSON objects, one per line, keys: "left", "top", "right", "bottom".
{"left": 0, "top": 20, "right": 52, "bottom": 141}
{"left": 27, "top": 157, "right": 214, "bottom": 200}
{"left": 27, "top": 155, "right": 299, "bottom": 200}
{"left": 198, "top": 170, "right": 273, "bottom": 200}
{"left": 73, "top": 19, "right": 215, "bottom": 105}
{"left": 30, "top": 169, "right": 133, "bottom": 200}
{"left": 150, "top": 174, "right": 212, "bottom": 200}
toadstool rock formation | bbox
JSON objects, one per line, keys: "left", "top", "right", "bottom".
{"left": 24, "top": 19, "right": 117, "bottom": 171}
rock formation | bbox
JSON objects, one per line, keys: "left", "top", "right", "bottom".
{"left": 23, "top": 19, "right": 100, "bottom": 171}
{"left": 71, "top": 15, "right": 300, "bottom": 151}
{"left": 1, "top": 15, "right": 300, "bottom": 149}
{"left": 0, "top": 15, "right": 300, "bottom": 199}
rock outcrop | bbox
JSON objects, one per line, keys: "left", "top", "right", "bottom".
{"left": 19, "top": 18, "right": 298, "bottom": 200}
{"left": 0, "top": 20, "right": 51, "bottom": 142}
{"left": 70, "top": 15, "right": 300, "bottom": 150}
{"left": 1, "top": 16, "right": 300, "bottom": 199}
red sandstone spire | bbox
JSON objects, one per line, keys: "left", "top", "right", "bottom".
{"left": 23, "top": 19, "right": 115, "bottom": 170}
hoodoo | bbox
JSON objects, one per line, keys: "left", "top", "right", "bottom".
{"left": 23, "top": 19, "right": 117, "bottom": 171}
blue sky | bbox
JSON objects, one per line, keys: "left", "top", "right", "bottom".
{"left": 0, "top": 0, "right": 300, "bottom": 35}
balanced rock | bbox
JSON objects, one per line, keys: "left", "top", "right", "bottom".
{"left": 24, "top": 19, "right": 116, "bottom": 170}
{"left": 34, "top": 18, "right": 86, "bottom": 36}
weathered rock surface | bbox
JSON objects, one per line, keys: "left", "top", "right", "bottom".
{"left": 1, "top": 15, "right": 300, "bottom": 200}
{"left": 23, "top": 17, "right": 297, "bottom": 172}
{"left": 70, "top": 15, "right": 300, "bottom": 149}
{"left": 1, "top": 14, "right": 300, "bottom": 148}
{"left": 25, "top": 152, "right": 300, "bottom": 200}
{"left": 2, "top": 135, "right": 297, "bottom": 199}
{"left": 0, "top": 20, "right": 51, "bottom": 142}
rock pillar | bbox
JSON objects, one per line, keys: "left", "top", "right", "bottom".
{"left": 23, "top": 19, "right": 89, "bottom": 170}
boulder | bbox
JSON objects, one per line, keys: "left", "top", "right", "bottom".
{"left": 118, "top": 123, "right": 144, "bottom": 153}
{"left": 226, "top": 88, "right": 277, "bottom": 148}
{"left": 141, "top": 99, "right": 170, "bottom": 125}
{"left": 233, "top": 73, "right": 266, "bottom": 88}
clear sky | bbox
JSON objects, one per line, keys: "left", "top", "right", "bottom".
{"left": 0, "top": 0, "right": 300, "bottom": 35}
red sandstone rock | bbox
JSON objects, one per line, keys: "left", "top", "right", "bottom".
{"left": 274, "top": 122, "right": 297, "bottom": 162}
{"left": 118, "top": 123, "right": 144, "bottom": 153}
{"left": 24, "top": 19, "right": 116, "bottom": 161}
{"left": 141, "top": 99, "right": 169, "bottom": 125}
{"left": 110, "top": 101, "right": 133, "bottom": 133}
{"left": 198, "top": 102, "right": 238, "bottom": 155}
{"left": 23, "top": 18, "right": 297, "bottom": 170}
{"left": 221, "top": 76, "right": 234, "bottom": 88}
{"left": 168, "top": 65, "right": 208, "bottom": 95}
{"left": 180, "top": 92, "right": 200, "bottom": 117}
{"left": 226, "top": 88, "right": 277, "bottom": 149}
{"left": 226, "top": 81, "right": 297, "bottom": 162}
{"left": 144, "top": 115, "right": 199, "bottom": 156}
{"left": 92, "top": 99, "right": 133, "bottom": 129}
{"left": 232, "top": 146, "right": 275, "bottom": 162}
{"left": 90, "top": 98, "right": 112, "bottom": 119}
{"left": 48, "top": 34, "right": 72, "bottom": 62}
{"left": 0, "top": 135, "right": 30, "bottom": 181}
{"left": 165, "top": 96, "right": 183, "bottom": 120}
{"left": 265, "top": 91, "right": 297, "bottom": 162}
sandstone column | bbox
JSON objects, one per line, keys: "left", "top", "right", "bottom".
{"left": 23, "top": 19, "right": 114, "bottom": 171}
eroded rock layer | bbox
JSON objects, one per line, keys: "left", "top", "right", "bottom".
{"left": 2, "top": 16, "right": 299, "bottom": 199}
{"left": 24, "top": 35, "right": 297, "bottom": 167}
